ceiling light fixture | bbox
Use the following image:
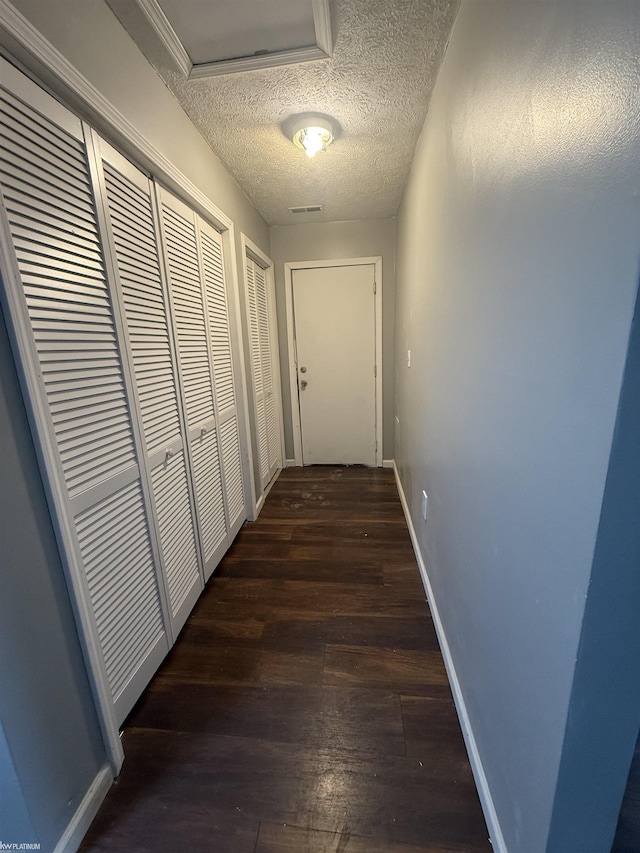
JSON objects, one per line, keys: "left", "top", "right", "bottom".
{"left": 284, "top": 113, "right": 337, "bottom": 159}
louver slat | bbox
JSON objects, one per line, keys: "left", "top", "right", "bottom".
{"left": 0, "top": 95, "right": 136, "bottom": 498}
{"left": 220, "top": 416, "right": 245, "bottom": 530}
{"left": 200, "top": 229, "right": 235, "bottom": 412}
{"left": 200, "top": 224, "right": 245, "bottom": 530}
{"left": 159, "top": 189, "right": 227, "bottom": 578}
{"left": 151, "top": 452, "right": 200, "bottom": 616}
{"left": 103, "top": 162, "right": 181, "bottom": 455}
{"left": 254, "top": 264, "right": 279, "bottom": 481}
{"left": 99, "top": 146, "right": 202, "bottom": 627}
{"left": 162, "top": 205, "right": 215, "bottom": 429}
{"left": 191, "top": 428, "right": 226, "bottom": 563}
{"left": 0, "top": 83, "right": 168, "bottom": 725}
{"left": 77, "top": 480, "right": 165, "bottom": 702}
{"left": 246, "top": 260, "right": 263, "bottom": 400}
{"left": 246, "top": 259, "right": 269, "bottom": 485}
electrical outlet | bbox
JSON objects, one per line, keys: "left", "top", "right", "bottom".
{"left": 407, "top": 349, "right": 411, "bottom": 368}
{"left": 422, "top": 490, "right": 428, "bottom": 520}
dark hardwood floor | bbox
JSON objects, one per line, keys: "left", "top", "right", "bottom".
{"left": 80, "top": 467, "right": 491, "bottom": 853}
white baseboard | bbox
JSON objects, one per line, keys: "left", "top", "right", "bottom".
{"left": 392, "top": 462, "right": 507, "bottom": 853}
{"left": 382, "top": 458, "right": 394, "bottom": 469}
{"left": 53, "top": 764, "right": 112, "bottom": 853}
{"left": 285, "top": 458, "right": 297, "bottom": 467}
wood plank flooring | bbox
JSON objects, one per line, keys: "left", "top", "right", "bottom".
{"left": 80, "top": 467, "right": 491, "bottom": 853}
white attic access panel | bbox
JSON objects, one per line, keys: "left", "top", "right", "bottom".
{"left": 104, "top": 0, "right": 332, "bottom": 78}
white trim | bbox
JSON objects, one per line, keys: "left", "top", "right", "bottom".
{"left": 392, "top": 462, "right": 507, "bottom": 853}
{"left": 382, "top": 458, "right": 394, "bottom": 469}
{"left": 190, "top": 46, "right": 329, "bottom": 79}
{"left": 115, "top": 0, "right": 331, "bottom": 79}
{"left": 240, "top": 234, "right": 285, "bottom": 520}
{"left": 53, "top": 764, "right": 112, "bottom": 853}
{"left": 224, "top": 223, "right": 258, "bottom": 531}
{"left": 242, "top": 234, "right": 286, "bottom": 472}
{"left": 312, "top": 0, "right": 333, "bottom": 57}
{"left": 284, "top": 257, "right": 383, "bottom": 467}
{"left": 285, "top": 458, "right": 297, "bottom": 467}
{"left": 249, "top": 465, "right": 283, "bottom": 521}
{"left": 133, "top": 0, "right": 191, "bottom": 77}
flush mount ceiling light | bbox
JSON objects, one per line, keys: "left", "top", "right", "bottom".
{"left": 283, "top": 113, "right": 338, "bottom": 158}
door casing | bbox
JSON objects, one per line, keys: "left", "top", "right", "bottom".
{"left": 284, "top": 257, "right": 383, "bottom": 467}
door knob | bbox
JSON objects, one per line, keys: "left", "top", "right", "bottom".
{"left": 300, "top": 379, "right": 308, "bottom": 390}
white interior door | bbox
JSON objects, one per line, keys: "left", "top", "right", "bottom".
{"left": 246, "top": 254, "right": 280, "bottom": 489}
{"left": 292, "top": 264, "right": 376, "bottom": 466}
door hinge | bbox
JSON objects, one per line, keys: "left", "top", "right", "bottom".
{"left": 374, "top": 364, "right": 377, "bottom": 378}
{"left": 373, "top": 279, "right": 377, "bottom": 295}
{"left": 375, "top": 440, "right": 378, "bottom": 452}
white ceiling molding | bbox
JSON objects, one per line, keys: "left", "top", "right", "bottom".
{"left": 134, "top": 0, "right": 191, "bottom": 77}
{"left": 120, "top": 0, "right": 332, "bottom": 79}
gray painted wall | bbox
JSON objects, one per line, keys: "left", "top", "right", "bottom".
{"left": 394, "top": 2, "right": 640, "bottom": 851}
{"left": 546, "top": 284, "right": 640, "bottom": 851}
{"left": 270, "top": 218, "right": 396, "bottom": 460}
{"left": 0, "top": 304, "right": 105, "bottom": 851}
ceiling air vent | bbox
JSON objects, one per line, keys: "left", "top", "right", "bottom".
{"left": 288, "top": 205, "right": 323, "bottom": 214}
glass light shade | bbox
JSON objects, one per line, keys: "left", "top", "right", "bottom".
{"left": 291, "top": 116, "right": 335, "bottom": 158}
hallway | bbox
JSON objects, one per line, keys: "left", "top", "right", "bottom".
{"left": 80, "top": 467, "right": 490, "bottom": 852}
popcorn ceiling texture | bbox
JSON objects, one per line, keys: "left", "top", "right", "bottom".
{"left": 152, "top": 0, "right": 458, "bottom": 225}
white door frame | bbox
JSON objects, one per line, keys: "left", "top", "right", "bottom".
{"left": 241, "top": 234, "right": 286, "bottom": 517}
{"left": 284, "top": 257, "right": 383, "bottom": 467}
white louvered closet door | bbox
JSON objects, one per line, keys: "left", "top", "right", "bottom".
{"left": 246, "top": 257, "right": 279, "bottom": 489}
{"left": 246, "top": 258, "right": 269, "bottom": 487}
{"left": 0, "top": 63, "right": 169, "bottom": 725}
{"left": 158, "top": 188, "right": 228, "bottom": 580}
{"left": 255, "top": 264, "right": 279, "bottom": 483}
{"left": 199, "top": 218, "right": 246, "bottom": 538}
{"left": 93, "top": 136, "right": 203, "bottom": 635}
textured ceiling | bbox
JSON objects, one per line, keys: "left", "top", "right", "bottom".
{"left": 116, "top": 0, "right": 459, "bottom": 225}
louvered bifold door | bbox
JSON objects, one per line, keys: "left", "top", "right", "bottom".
{"left": 92, "top": 135, "right": 203, "bottom": 636}
{"left": 157, "top": 187, "right": 228, "bottom": 580}
{"left": 198, "top": 218, "right": 246, "bottom": 539}
{"left": 0, "top": 61, "right": 169, "bottom": 727}
{"left": 255, "top": 263, "right": 279, "bottom": 483}
{"left": 246, "top": 258, "right": 269, "bottom": 489}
